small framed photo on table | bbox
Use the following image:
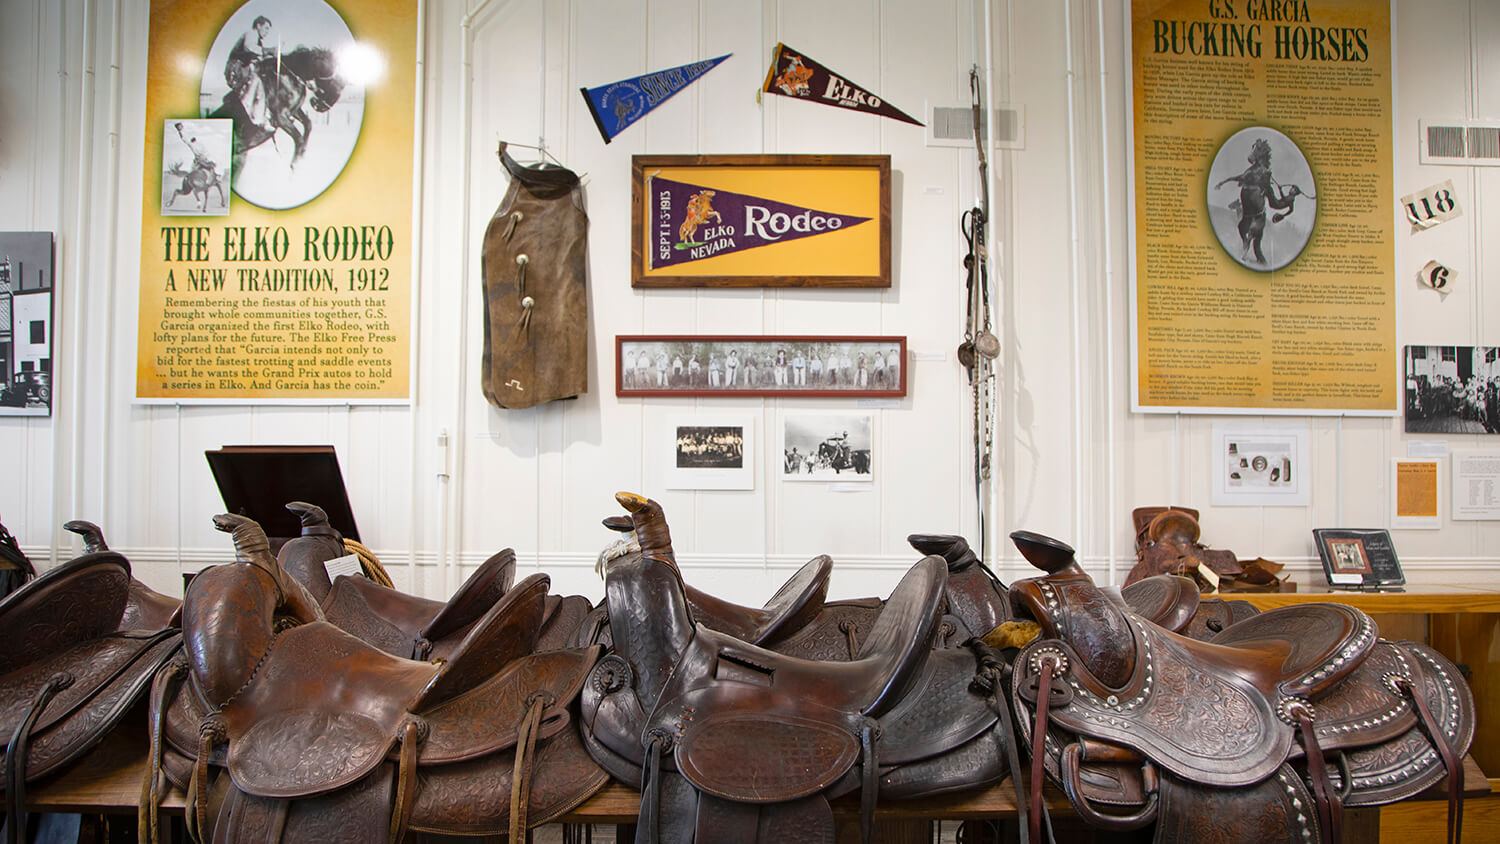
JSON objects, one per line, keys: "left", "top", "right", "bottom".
{"left": 1312, "top": 528, "right": 1405, "bottom": 588}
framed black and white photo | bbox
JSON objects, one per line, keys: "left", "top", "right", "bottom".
{"left": 617, "top": 335, "right": 906, "bottom": 398}
{"left": 780, "top": 412, "right": 873, "bottom": 482}
{"left": 664, "top": 414, "right": 754, "bottom": 490}
{"left": 1404, "top": 344, "right": 1500, "bottom": 433}
{"left": 0, "top": 232, "right": 55, "bottom": 417}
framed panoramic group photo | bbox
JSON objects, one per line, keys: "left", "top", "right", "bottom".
{"left": 616, "top": 336, "right": 906, "bottom": 398}
{"left": 631, "top": 154, "right": 890, "bottom": 288}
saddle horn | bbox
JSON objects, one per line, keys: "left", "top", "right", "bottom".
{"left": 63, "top": 520, "right": 109, "bottom": 553}
{"left": 616, "top": 491, "right": 677, "bottom": 566}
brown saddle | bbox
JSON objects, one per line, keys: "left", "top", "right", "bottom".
{"left": 1, "top": 550, "right": 181, "bottom": 844}
{"left": 149, "top": 514, "right": 607, "bottom": 844}
{"left": 62, "top": 519, "right": 182, "bottom": 630}
{"left": 1006, "top": 530, "right": 1474, "bottom": 844}
{"left": 1127, "top": 507, "right": 1243, "bottom": 588}
{"left": 1119, "top": 573, "right": 1263, "bottom": 640}
{"left": 277, "top": 501, "right": 520, "bottom": 660}
{"left": 580, "top": 493, "right": 1010, "bottom": 844}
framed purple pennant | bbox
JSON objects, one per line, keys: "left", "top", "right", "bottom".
{"left": 761, "top": 43, "right": 922, "bottom": 127}
{"left": 631, "top": 155, "right": 890, "bottom": 288}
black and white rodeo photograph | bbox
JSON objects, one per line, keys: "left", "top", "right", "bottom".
{"left": 161, "top": 119, "right": 232, "bottom": 215}
{"left": 200, "top": 0, "right": 369, "bottom": 209}
{"left": 781, "top": 412, "right": 873, "bottom": 482}
{"left": 1405, "top": 344, "right": 1500, "bottom": 433}
{"left": 664, "top": 414, "right": 754, "bottom": 490}
{"left": 1206, "top": 126, "right": 1316, "bottom": 273}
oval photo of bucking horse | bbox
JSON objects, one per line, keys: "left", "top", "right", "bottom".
{"left": 200, "top": 0, "right": 367, "bottom": 210}
{"left": 1206, "top": 126, "right": 1317, "bottom": 273}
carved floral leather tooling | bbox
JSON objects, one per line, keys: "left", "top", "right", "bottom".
{"left": 146, "top": 514, "right": 608, "bottom": 844}
{"left": 1007, "top": 530, "right": 1474, "bottom": 844}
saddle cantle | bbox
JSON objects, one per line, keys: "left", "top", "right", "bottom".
{"left": 278, "top": 501, "right": 519, "bottom": 660}
{"left": 1127, "top": 506, "right": 1243, "bottom": 588}
{"left": 1, "top": 549, "right": 181, "bottom": 844}
{"left": 154, "top": 513, "right": 608, "bottom": 844}
{"left": 581, "top": 492, "right": 1010, "bottom": 844}
{"left": 63, "top": 519, "right": 182, "bottom": 631}
{"left": 1005, "top": 529, "right": 1475, "bottom": 844}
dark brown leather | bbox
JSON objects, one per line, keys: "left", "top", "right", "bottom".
{"left": 480, "top": 142, "right": 588, "bottom": 409}
{"left": 1007, "top": 529, "right": 1475, "bottom": 844}
{"left": 277, "top": 501, "right": 518, "bottom": 660}
{"left": 63, "top": 519, "right": 182, "bottom": 631}
{"left": 161, "top": 514, "right": 608, "bottom": 843}
{"left": 581, "top": 492, "right": 1008, "bottom": 844}
{"left": 1, "top": 551, "right": 181, "bottom": 843}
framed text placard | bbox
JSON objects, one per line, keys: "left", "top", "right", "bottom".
{"left": 617, "top": 335, "right": 905, "bottom": 398}
{"left": 137, "top": 0, "right": 417, "bottom": 403}
{"left": 632, "top": 155, "right": 890, "bottom": 288}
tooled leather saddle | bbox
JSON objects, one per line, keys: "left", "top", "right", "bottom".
{"left": 145, "top": 514, "right": 608, "bottom": 844}
{"left": 580, "top": 493, "right": 1011, "bottom": 844}
{"left": 1, "top": 548, "right": 181, "bottom": 844}
{"left": 62, "top": 519, "right": 182, "bottom": 631}
{"left": 1006, "top": 530, "right": 1475, "bottom": 844}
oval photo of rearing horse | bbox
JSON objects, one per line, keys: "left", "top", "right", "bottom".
{"left": 200, "top": 0, "right": 366, "bottom": 210}
{"left": 1206, "top": 126, "right": 1317, "bottom": 274}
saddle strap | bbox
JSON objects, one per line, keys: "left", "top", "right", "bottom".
{"left": 1028, "top": 658, "right": 1054, "bottom": 844}
{"left": 1294, "top": 708, "right": 1340, "bottom": 844}
{"left": 194, "top": 714, "right": 227, "bottom": 843}
{"left": 5, "top": 671, "right": 73, "bottom": 844}
{"left": 389, "top": 720, "right": 422, "bottom": 844}
{"left": 859, "top": 723, "right": 878, "bottom": 844}
{"left": 139, "top": 659, "right": 187, "bottom": 844}
{"left": 508, "top": 695, "right": 548, "bottom": 842}
{"left": 1401, "top": 676, "right": 1464, "bottom": 844}
{"left": 968, "top": 639, "right": 1030, "bottom": 844}
{"left": 640, "top": 734, "right": 667, "bottom": 844}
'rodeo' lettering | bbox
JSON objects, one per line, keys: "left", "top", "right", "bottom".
{"left": 744, "top": 206, "right": 844, "bottom": 241}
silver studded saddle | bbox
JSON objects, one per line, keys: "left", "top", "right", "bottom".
{"left": 1006, "top": 530, "right": 1474, "bottom": 844}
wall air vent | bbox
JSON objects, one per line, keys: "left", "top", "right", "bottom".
{"left": 927, "top": 103, "right": 1025, "bottom": 150}
{"left": 1419, "top": 119, "right": 1500, "bottom": 165}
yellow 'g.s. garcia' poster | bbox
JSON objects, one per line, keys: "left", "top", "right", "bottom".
{"left": 137, "top": 0, "right": 415, "bottom": 402}
{"left": 1128, "top": 0, "right": 1396, "bottom": 413}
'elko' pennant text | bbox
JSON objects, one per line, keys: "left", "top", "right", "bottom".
{"left": 761, "top": 43, "right": 922, "bottom": 126}
{"left": 581, "top": 54, "right": 732, "bottom": 143}
{"left": 648, "top": 174, "right": 871, "bottom": 269}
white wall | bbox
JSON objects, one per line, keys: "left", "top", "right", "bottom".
{"left": 1, "top": 0, "right": 1497, "bottom": 606}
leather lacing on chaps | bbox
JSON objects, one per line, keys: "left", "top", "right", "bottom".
{"left": 5, "top": 671, "right": 74, "bottom": 844}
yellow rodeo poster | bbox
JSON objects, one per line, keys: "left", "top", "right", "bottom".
{"left": 1128, "top": 0, "right": 1396, "bottom": 413}
{"left": 137, "top": 0, "right": 416, "bottom": 402}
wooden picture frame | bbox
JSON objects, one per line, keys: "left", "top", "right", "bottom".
{"left": 1312, "top": 528, "right": 1405, "bottom": 589}
{"left": 631, "top": 154, "right": 891, "bottom": 288}
{"left": 616, "top": 335, "right": 906, "bottom": 398}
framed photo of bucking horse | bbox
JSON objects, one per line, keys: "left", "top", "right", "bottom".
{"left": 616, "top": 335, "right": 906, "bottom": 398}
{"left": 631, "top": 155, "right": 890, "bottom": 288}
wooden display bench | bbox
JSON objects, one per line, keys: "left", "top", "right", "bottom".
{"left": 22, "top": 724, "right": 1494, "bottom": 844}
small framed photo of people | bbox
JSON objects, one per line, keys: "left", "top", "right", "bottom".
{"left": 616, "top": 335, "right": 906, "bottom": 398}
{"left": 664, "top": 415, "right": 754, "bottom": 490}
{"left": 781, "top": 412, "right": 873, "bottom": 482}
{"left": 1404, "top": 345, "right": 1500, "bottom": 434}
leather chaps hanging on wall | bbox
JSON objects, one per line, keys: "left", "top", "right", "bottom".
{"left": 480, "top": 143, "right": 588, "bottom": 409}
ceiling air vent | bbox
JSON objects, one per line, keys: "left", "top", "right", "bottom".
{"left": 927, "top": 103, "right": 1025, "bottom": 150}
{"left": 1419, "top": 119, "right": 1500, "bottom": 166}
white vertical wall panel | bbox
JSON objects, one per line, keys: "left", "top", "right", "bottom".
{"left": 5, "top": 0, "right": 1500, "bottom": 603}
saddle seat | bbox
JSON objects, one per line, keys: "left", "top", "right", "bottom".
{"left": 62, "top": 519, "right": 182, "bottom": 631}
{"left": 279, "top": 501, "right": 517, "bottom": 660}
